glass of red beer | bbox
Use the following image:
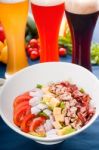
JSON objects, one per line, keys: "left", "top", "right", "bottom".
{"left": 31, "top": 0, "right": 65, "bottom": 62}
{"left": 65, "top": 0, "right": 99, "bottom": 71}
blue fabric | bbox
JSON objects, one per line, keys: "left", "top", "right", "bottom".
{"left": 0, "top": 21, "right": 99, "bottom": 150}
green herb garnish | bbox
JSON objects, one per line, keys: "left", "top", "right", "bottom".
{"left": 60, "top": 102, "right": 65, "bottom": 109}
{"left": 36, "top": 84, "right": 43, "bottom": 89}
{"left": 38, "top": 111, "right": 49, "bottom": 119}
{"left": 80, "top": 88, "right": 85, "bottom": 93}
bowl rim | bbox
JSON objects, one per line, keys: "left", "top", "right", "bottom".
{"left": 0, "top": 62, "right": 99, "bottom": 142}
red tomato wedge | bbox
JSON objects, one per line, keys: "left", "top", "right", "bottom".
{"left": 13, "top": 105, "right": 31, "bottom": 127}
{"left": 13, "top": 94, "right": 32, "bottom": 108}
{"left": 21, "top": 114, "right": 35, "bottom": 133}
{"left": 14, "top": 101, "right": 29, "bottom": 114}
{"left": 29, "top": 117, "right": 46, "bottom": 132}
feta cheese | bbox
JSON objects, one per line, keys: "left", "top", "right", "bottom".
{"left": 43, "top": 109, "right": 52, "bottom": 116}
{"left": 53, "top": 107, "right": 61, "bottom": 116}
{"left": 53, "top": 121, "right": 62, "bottom": 129}
{"left": 29, "top": 91, "right": 43, "bottom": 98}
{"left": 31, "top": 107, "right": 41, "bottom": 115}
{"left": 37, "top": 103, "right": 48, "bottom": 110}
{"left": 49, "top": 97, "right": 60, "bottom": 108}
{"left": 55, "top": 114, "right": 65, "bottom": 122}
{"left": 29, "top": 97, "right": 41, "bottom": 106}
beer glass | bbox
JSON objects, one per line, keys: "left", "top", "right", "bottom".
{"left": 0, "top": 0, "right": 29, "bottom": 78}
{"left": 65, "top": 0, "right": 99, "bottom": 71}
{"left": 31, "top": 0, "right": 65, "bottom": 62}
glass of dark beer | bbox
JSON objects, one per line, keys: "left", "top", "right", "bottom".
{"left": 65, "top": 0, "right": 99, "bottom": 71}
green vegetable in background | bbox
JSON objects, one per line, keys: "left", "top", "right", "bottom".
{"left": 91, "top": 43, "right": 99, "bottom": 65}
{"left": 59, "top": 28, "right": 99, "bottom": 65}
{"left": 25, "top": 15, "right": 38, "bottom": 43}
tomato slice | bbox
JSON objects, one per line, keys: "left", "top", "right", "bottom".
{"left": 13, "top": 94, "right": 32, "bottom": 108}
{"left": 14, "top": 101, "right": 29, "bottom": 114}
{"left": 21, "top": 114, "right": 35, "bottom": 133}
{"left": 13, "top": 105, "right": 31, "bottom": 127}
{"left": 29, "top": 116, "right": 46, "bottom": 132}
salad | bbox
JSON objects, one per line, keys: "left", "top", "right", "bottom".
{"left": 13, "top": 81, "right": 95, "bottom": 138}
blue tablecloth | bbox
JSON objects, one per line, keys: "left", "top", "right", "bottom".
{"left": 0, "top": 20, "right": 99, "bottom": 150}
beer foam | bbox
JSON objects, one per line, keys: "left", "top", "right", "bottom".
{"left": 65, "top": 0, "right": 98, "bottom": 14}
{"left": 0, "top": 0, "right": 25, "bottom": 3}
{"left": 31, "top": 0, "right": 64, "bottom": 6}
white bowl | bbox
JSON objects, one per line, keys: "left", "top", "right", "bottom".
{"left": 0, "top": 62, "right": 99, "bottom": 145}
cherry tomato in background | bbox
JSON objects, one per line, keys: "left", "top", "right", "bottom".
{"left": 30, "top": 50, "right": 39, "bottom": 60}
{"left": 27, "top": 47, "right": 34, "bottom": 56}
{"left": 59, "top": 47, "right": 67, "bottom": 57}
{"left": 29, "top": 39, "right": 38, "bottom": 48}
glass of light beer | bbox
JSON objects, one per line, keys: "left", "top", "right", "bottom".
{"left": 0, "top": 0, "right": 29, "bottom": 78}
{"left": 31, "top": 0, "right": 65, "bottom": 62}
{"left": 65, "top": 0, "right": 99, "bottom": 71}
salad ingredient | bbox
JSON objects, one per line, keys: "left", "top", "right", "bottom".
{"left": 21, "top": 114, "right": 35, "bottom": 133}
{"left": 13, "top": 81, "right": 95, "bottom": 138}
{"left": 53, "top": 121, "right": 62, "bottom": 129}
{"left": 31, "top": 107, "right": 41, "bottom": 115}
{"left": 13, "top": 94, "right": 31, "bottom": 108}
{"left": 57, "top": 126, "right": 76, "bottom": 136}
{"left": 29, "top": 97, "right": 41, "bottom": 107}
{"left": 36, "top": 84, "right": 43, "bottom": 89}
{"left": 38, "top": 112, "right": 49, "bottom": 118}
{"left": 13, "top": 105, "right": 31, "bottom": 127}
{"left": 14, "top": 101, "right": 29, "bottom": 113}
{"left": 44, "top": 119, "right": 53, "bottom": 132}
{"left": 29, "top": 116, "right": 46, "bottom": 132}
{"left": 30, "top": 131, "right": 46, "bottom": 137}
{"left": 46, "top": 129, "right": 57, "bottom": 138}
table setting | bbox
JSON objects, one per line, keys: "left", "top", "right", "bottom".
{"left": 0, "top": 0, "right": 99, "bottom": 149}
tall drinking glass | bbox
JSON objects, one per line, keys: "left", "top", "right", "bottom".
{"left": 65, "top": 0, "right": 99, "bottom": 71}
{"left": 0, "top": 0, "right": 29, "bottom": 78}
{"left": 31, "top": 0, "right": 65, "bottom": 62}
